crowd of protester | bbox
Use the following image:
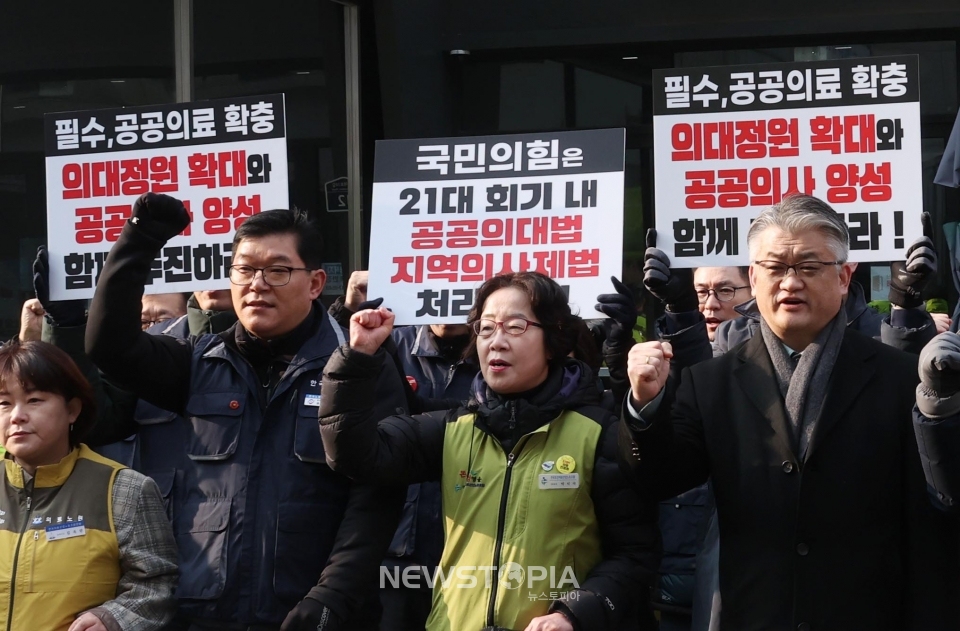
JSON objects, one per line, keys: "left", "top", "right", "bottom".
{"left": 1, "top": 191, "right": 959, "bottom": 631}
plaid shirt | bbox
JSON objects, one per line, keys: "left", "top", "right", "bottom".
{"left": 88, "top": 469, "right": 179, "bottom": 631}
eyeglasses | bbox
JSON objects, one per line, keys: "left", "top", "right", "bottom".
{"left": 753, "top": 260, "right": 845, "bottom": 280}
{"left": 141, "top": 317, "right": 173, "bottom": 331}
{"left": 696, "top": 286, "right": 750, "bottom": 303}
{"left": 228, "top": 265, "right": 315, "bottom": 287}
{"left": 472, "top": 318, "right": 544, "bottom": 338}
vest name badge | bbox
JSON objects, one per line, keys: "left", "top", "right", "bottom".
{"left": 538, "top": 473, "right": 580, "bottom": 490}
{"left": 45, "top": 519, "right": 86, "bottom": 541}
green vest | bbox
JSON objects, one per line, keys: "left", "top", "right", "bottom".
{"left": 428, "top": 409, "right": 604, "bottom": 631}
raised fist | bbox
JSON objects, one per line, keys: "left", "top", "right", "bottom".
{"left": 32, "top": 246, "right": 87, "bottom": 326}
{"left": 349, "top": 306, "right": 395, "bottom": 355}
{"left": 596, "top": 276, "right": 637, "bottom": 343}
{"left": 131, "top": 192, "right": 191, "bottom": 243}
{"left": 889, "top": 212, "right": 937, "bottom": 309}
{"left": 919, "top": 332, "right": 960, "bottom": 398}
{"left": 627, "top": 341, "right": 673, "bottom": 409}
{"left": 643, "top": 229, "right": 697, "bottom": 313}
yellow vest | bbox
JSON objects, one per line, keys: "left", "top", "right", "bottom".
{"left": 428, "top": 409, "right": 604, "bottom": 631}
{"left": 0, "top": 446, "right": 123, "bottom": 631}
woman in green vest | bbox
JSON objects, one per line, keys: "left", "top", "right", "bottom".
{"left": 0, "top": 340, "right": 178, "bottom": 631}
{"left": 320, "top": 272, "right": 659, "bottom": 631}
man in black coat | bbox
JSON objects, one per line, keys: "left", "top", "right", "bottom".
{"left": 620, "top": 194, "right": 958, "bottom": 631}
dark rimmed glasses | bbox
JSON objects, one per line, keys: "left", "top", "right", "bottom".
{"left": 695, "top": 286, "right": 750, "bottom": 303}
{"left": 753, "top": 260, "right": 844, "bottom": 280}
{"left": 228, "top": 265, "right": 315, "bottom": 287}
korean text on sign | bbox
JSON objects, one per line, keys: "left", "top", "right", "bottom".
{"left": 44, "top": 93, "right": 289, "bottom": 300}
{"left": 369, "top": 128, "right": 626, "bottom": 325}
{"left": 652, "top": 55, "right": 922, "bottom": 267}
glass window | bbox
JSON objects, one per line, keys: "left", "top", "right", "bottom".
{"left": 0, "top": 2, "right": 174, "bottom": 338}
{"left": 194, "top": 0, "right": 349, "bottom": 296}
{"left": 498, "top": 61, "right": 566, "bottom": 131}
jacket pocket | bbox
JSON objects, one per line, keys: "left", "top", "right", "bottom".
{"left": 184, "top": 392, "right": 245, "bottom": 461}
{"left": 274, "top": 501, "right": 339, "bottom": 604}
{"left": 24, "top": 529, "right": 91, "bottom": 593}
{"left": 176, "top": 499, "right": 231, "bottom": 600}
{"left": 294, "top": 400, "right": 326, "bottom": 464}
{"left": 659, "top": 487, "right": 708, "bottom": 558}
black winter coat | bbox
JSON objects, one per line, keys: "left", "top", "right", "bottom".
{"left": 620, "top": 330, "right": 959, "bottom": 630}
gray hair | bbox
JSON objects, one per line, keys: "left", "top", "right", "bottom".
{"left": 747, "top": 195, "right": 849, "bottom": 261}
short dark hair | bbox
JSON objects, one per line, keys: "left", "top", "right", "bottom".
{"left": 0, "top": 341, "right": 97, "bottom": 447}
{"left": 693, "top": 266, "right": 750, "bottom": 285}
{"left": 232, "top": 208, "right": 324, "bottom": 269}
{"left": 464, "top": 272, "right": 580, "bottom": 367}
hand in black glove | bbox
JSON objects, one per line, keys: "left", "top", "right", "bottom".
{"left": 643, "top": 229, "right": 697, "bottom": 313}
{"left": 280, "top": 597, "right": 342, "bottom": 631}
{"left": 32, "top": 246, "right": 86, "bottom": 327}
{"left": 596, "top": 276, "right": 637, "bottom": 344}
{"left": 356, "top": 297, "right": 384, "bottom": 311}
{"left": 889, "top": 212, "right": 937, "bottom": 309}
{"left": 919, "top": 332, "right": 960, "bottom": 396}
{"left": 130, "top": 192, "right": 191, "bottom": 243}
{"left": 917, "top": 332, "right": 960, "bottom": 419}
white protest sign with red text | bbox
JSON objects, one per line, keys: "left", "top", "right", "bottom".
{"left": 653, "top": 55, "right": 922, "bottom": 267}
{"left": 368, "top": 129, "right": 625, "bottom": 325}
{"left": 44, "top": 94, "right": 288, "bottom": 300}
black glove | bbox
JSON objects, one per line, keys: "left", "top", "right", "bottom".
{"left": 130, "top": 192, "right": 191, "bottom": 243}
{"left": 643, "top": 229, "right": 697, "bottom": 313}
{"left": 889, "top": 212, "right": 937, "bottom": 309}
{"left": 356, "top": 297, "right": 384, "bottom": 311}
{"left": 919, "top": 332, "right": 960, "bottom": 398}
{"left": 32, "top": 246, "right": 86, "bottom": 327}
{"left": 280, "top": 597, "right": 342, "bottom": 631}
{"left": 595, "top": 276, "right": 636, "bottom": 344}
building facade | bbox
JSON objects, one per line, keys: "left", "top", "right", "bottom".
{"left": 1, "top": 0, "right": 958, "bottom": 336}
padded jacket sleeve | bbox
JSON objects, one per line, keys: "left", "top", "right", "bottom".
{"left": 85, "top": 222, "right": 194, "bottom": 414}
{"left": 319, "top": 345, "right": 449, "bottom": 486}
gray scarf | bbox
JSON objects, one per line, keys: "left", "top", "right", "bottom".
{"left": 760, "top": 308, "right": 846, "bottom": 460}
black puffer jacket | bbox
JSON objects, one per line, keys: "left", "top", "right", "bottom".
{"left": 319, "top": 348, "right": 661, "bottom": 631}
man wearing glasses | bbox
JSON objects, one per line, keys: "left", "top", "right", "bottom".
{"left": 620, "top": 195, "right": 958, "bottom": 630}
{"left": 693, "top": 268, "right": 750, "bottom": 343}
{"left": 85, "top": 194, "right": 407, "bottom": 631}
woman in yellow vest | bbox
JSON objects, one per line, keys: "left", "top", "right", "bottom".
{"left": 320, "top": 272, "right": 659, "bottom": 631}
{"left": 0, "top": 340, "right": 178, "bottom": 631}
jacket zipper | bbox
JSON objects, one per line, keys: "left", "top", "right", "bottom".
{"left": 28, "top": 532, "right": 38, "bottom": 592}
{"left": 445, "top": 362, "right": 458, "bottom": 389}
{"left": 486, "top": 449, "right": 517, "bottom": 628}
{"left": 6, "top": 494, "right": 32, "bottom": 630}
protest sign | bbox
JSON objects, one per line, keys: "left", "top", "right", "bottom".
{"left": 368, "top": 129, "right": 625, "bottom": 325}
{"left": 44, "top": 94, "right": 288, "bottom": 299}
{"left": 653, "top": 55, "right": 922, "bottom": 267}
